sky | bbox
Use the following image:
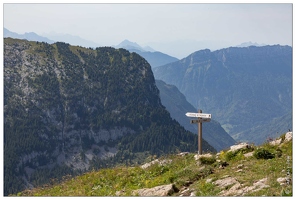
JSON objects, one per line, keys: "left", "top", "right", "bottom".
{"left": 2, "top": 2, "right": 293, "bottom": 58}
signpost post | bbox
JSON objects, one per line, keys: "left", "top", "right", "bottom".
{"left": 185, "top": 109, "right": 211, "bottom": 155}
{"left": 197, "top": 110, "right": 203, "bottom": 155}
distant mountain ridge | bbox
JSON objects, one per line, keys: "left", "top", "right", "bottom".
{"left": 153, "top": 45, "right": 292, "bottom": 144}
{"left": 4, "top": 28, "right": 54, "bottom": 44}
{"left": 4, "top": 28, "right": 101, "bottom": 48}
{"left": 4, "top": 29, "right": 179, "bottom": 68}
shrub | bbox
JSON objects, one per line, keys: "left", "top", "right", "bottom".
{"left": 224, "top": 151, "right": 236, "bottom": 161}
{"left": 199, "top": 156, "right": 216, "bottom": 165}
{"left": 224, "top": 151, "right": 244, "bottom": 161}
{"left": 253, "top": 148, "right": 275, "bottom": 159}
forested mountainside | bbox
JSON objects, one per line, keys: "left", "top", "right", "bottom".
{"left": 4, "top": 38, "right": 215, "bottom": 195}
{"left": 155, "top": 80, "right": 236, "bottom": 151}
{"left": 153, "top": 45, "right": 292, "bottom": 144}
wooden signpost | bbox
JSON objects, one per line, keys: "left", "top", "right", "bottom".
{"left": 185, "top": 109, "right": 211, "bottom": 155}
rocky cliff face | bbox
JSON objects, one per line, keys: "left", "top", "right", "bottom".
{"left": 4, "top": 39, "right": 152, "bottom": 170}
{"left": 153, "top": 45, "right": 292, "bottom": 143}
{"left": 4, "top": 38, "right": 214, "bottom": 195}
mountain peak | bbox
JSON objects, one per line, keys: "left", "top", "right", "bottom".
{"left": 236, "top": 41, "right": 265, "bottom": 47}
{"left": 116, "top": 39, "right": 142, "bottom": 49}
{"left": 115, "top": 39, "right": 155, "bottom": 52}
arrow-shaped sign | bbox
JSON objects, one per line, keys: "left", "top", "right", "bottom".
{"left": 185, "top": 112, "right": 211, "bottom": 119}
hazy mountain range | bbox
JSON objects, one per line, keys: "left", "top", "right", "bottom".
{"left": 4, "top": 28, "right": 101, "bottom": 48}
{"left": 4, "top": 27, "right": 266, "bottom": 61}
{"left": 4, "top": 28, "right": 179, "bottom": 68}
{"left": 153, "top": 45, "right": 292, "bottom": 144}
{"left": 4, "top": 28, "right": 55, "bottom": 44}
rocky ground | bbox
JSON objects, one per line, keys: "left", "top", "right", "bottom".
{"left": 128, "top": 132, "right": 293, "bottom": 197}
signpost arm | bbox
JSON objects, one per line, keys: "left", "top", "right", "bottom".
{"left": 198, "top": 109, "right": 202, "bottom": 155}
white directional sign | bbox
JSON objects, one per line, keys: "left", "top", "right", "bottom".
{"left": 185, "top": 112, "right": 211, "bottom": 119}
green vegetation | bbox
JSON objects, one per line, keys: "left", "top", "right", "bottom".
{"left": 253, "top": 148, "right": 275, "bottom": 159}
{"left": 202, "top": 137, "right": 292, "bottom": 196}
{"left": 16, "top": 153, "right": 213, "bottom": 196}
{"left": 15, "top": 134, "right": 292, "bottom": 197}
{"left": 218, "top": 145, "right": 254, "bottom": 162}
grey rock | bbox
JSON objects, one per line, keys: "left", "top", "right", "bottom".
{"left": 269, "top": 138, "right": 282, "bottom": 146}
{"left": 194, "top": 153, "right": 213, "bottom": 161}
{"left": 237, "top": 164, "right": 244, "bottom": 169}
{"left": 284, "top": 132, "right": 292, "bottom": 142}
{"left": 228, "top": 143, "right": 249, "bottom": 153}
{"left": 132, "top": 184, "right": 179, "bottom": 196}
{"left": 178, "top": 152, "right": 189, "bottom": 157}
{"left": 244, "top": 151, "right": 254, "bottom": 158}
{"left": 214, "top": 177, "right": 239, "bottom": 189}
{"left": 140, "top": 159, "right": 172, "bottom": 169}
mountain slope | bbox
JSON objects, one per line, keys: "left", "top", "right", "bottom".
{"left": 4, "top": 38, "right": 215, "bottom": 195}
{"left": 155, "top": 80, "right": 236, "bottom": 151}
{"left": 233, "top": 112, "right": 292, "bottom": 145}
{"left": 153, "top": 45, "right": 292, "bottom": 144}
{"left": 16, "top": 132, "right": 293, "bottom": 197}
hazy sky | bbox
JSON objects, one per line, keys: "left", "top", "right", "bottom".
{"left": 3, "top": 2, "right": 293, "bottom": 58}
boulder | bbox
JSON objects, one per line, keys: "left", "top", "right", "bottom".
{"left": 115, "top": 190, "right": 125, "bottom": 196}
{"left": 178, "top": 152, "right": 189, "bottom": 157}
{"left": 206, "top": 178, "right": 213, "bottom": 183}
{"left": 140, "top": 159, "right": 160, "bottom": 169}
{"left": 214, "top": 177, "right": 239, "bottom": 189}
{"left": 237, "top": 164, "right": 244, "bottom": 169}
{"left": 269, "top": 138, "right": 282, "bottom": 146}
{"left": 284, "top": 132, "right": 292, "bottom": 142}
{"left": 132, "top": 184, "right": 179, "bottom": 196}
{"left": 228, "top": 143, "right": 249, "bottom": 153}
{"left": 243, "top": 151, "right": 254, "bottom": 158}
{"left": 277, "top": 177, "right": 291, "bottom": 186}
{"left": 179, "top": 187, "right": 191, "bottom": 196}
{"left": 194, "top": 153, "right": 213, "bottom": 161}
{"left": 217, "top": 177, "right": 269, "bottom": 196}
{"left": 140, "top": 159, "right": 172, "bottom": 169}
